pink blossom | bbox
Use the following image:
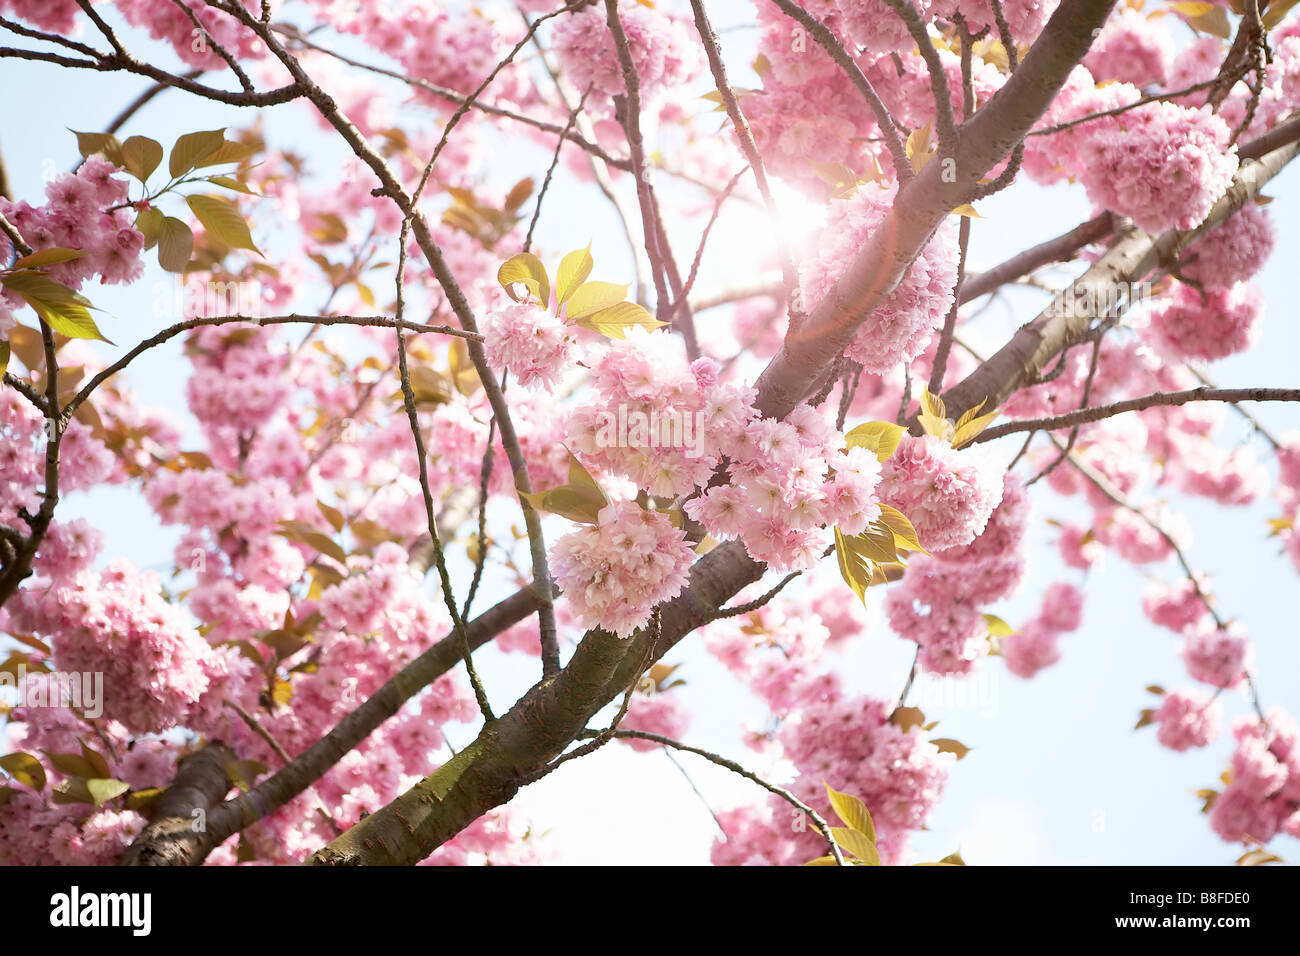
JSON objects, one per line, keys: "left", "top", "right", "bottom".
{"left": 550, "top": 500, "right": 694, "bottom": 639}
{"left": 1152, "top": 689, "right": 1221, "bottom": 751}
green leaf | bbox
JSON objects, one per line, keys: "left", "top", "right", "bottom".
{"left": 169, "top": 128, "right": 227, "bottom": 178}
{"left": 71, "top": 130, "right": 123, "bottom": 166}
{"left": 576, "top": 301, "right": 666, "bottom": 339}
{"left": 0, "top": 752, "right": 46, "bottom": 790}
{"left": 566, "top": 281, "right": 629, "bottom": 320}
{"left": 134, "top": 206, "right": 163, "bottom": 250}
{"left": 86, "top": 777, "right": 130, "bottom": 807}
{"left": 951, "top": 399, "right": 999, "bottom": 448}
{"left": 555, "top": 246, "right": 594, "bottom": 306}
{"left": 157, "top": 216, "right": 194, "bottom": 272}
{"left": 939, "top": 849, "right": 966, "bottom": 866}
{"left": 825, "top": 782, "right": 875, "bottom": 842}
{"left": 51, "top": 777, "right": 94, "bottom": 804}
{"left": 844, "top": 420, "right": 905, "bottom": 463}
{"left": 185, "top": 194, "right": 261, "bottom": 254}
{"left": 43, "top": 752, "right": 97, "bottom": 778}
{"left": 497, "top": 252, "right": 550, "bottom": 307}
{"left": 875, "top": 504, "right": 928, "bottom": 555}
{"left": 1264, "top": 0, "right": 1300, "bottom": 30}
{"left": 918, "top": 388, "right": 951, "bottom": 440}
{"left": 205, "top": 175, "right": 258, "bottom": 195}
{"left": 79, "top": 741, "right": 112, "bottom": 780}
{"left": 1, "top": 271, "right": 107, "bottom": 342}
{"left": 0, "top": 339, "right": 8, "bottom": 377}
{"left": 831, "top": 827, "right": 881, "bottom": 865}
{"left": 803, "top": 854, "right": 840, "bottom": 866}
{"left": 982, "top": 613, "right": 1015, "bottom": 637}
{"left": 906, "top": 122, "right": 935, "bottom": 174}
{"left": 13, "top": 247, "right": 85, "bottom": 269}
{"left": 566, "top": 448, "right": 607, "bottom": 503}
{"left": 519, "top": 485, "right": 607, "bottom": 525}
{"left": 276, "top": 521, "right": 348, "bottom": 565}
{"left": 192, "top": 139, "right": 257, "bottom": 169}
{"left": 1172, "top": 1, "right": 1232, "bottom": 37}
{"left": 126, "top": 787, "right": 164, "bottom": 815}
{"left": 120, "top": 135, "right": 163, "bottom": 182}
{"left": 834, "top": 526, "right": 872, "bottom": 607}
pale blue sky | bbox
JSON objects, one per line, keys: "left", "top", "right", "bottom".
{"left": 1, "top": 3, "right": 1297, "bottom": 865}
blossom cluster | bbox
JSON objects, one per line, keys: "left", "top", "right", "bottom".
{"left": 0, "top": 158, "right": 144, "bottom": 332}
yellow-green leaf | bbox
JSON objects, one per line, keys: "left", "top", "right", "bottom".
{"left": 192, "top": 139, "right": 257, "bottom": 169}
{"left": 906, "top": 123, "right": 935, "bottom": 174}
{"left": 982, "top": 613, "right": 1015, "bottom": 637}
{"left": 952, "top": 401, "right": 999, "bottom": 448}
{"left": 43, "top": 752, "right": 97, "bottom": 778}
{"left": 555, "top": 246, "right": 594, "bottom": 306}
{"left": 577, "top": 301, "right": 666, "bottom": 339}
{"left": 831, "top": 826, "right": 881, "bottom": 865}
{"left": 169, "top": 128, "right": 227, "bottom": 178}
{"left": 875, "top": 503, "right": 928, "bottom": 554}
{"left": 79, "top": 742, "right": 111, "bottom": 779}
{"left": 844, "top": 420, "right": 906, "bottom": 463}
{"left": 0, "top": 339, "right": 8, "bottom": 377}
{"left": 0, "top": 752, "right": 46, "bottom": 790}
{"left": 1174, "top": 2, "right": 1231, "bottom": 37}
{"left": 834, "top": 526, "right": 872, "bottom": 606}
{"left": 566, "top": 449, "right": 609, "bottom": 506}
{"left": 206, "top": 175, "right": 258, "bottom": 196}
{"left": 1264, "top": 0, "right": 1300, "bottom": 29}
{"left": 71, "top": 130, "right": 123, "bottom": 166}
{"left": 120, "top": 135, "right": 163, "bottom": 183}
{"left": 951, "top": 203, "right": 983, "bottom": 218}
{"left": 86, "top": 777, "right": 130, "bottom": 806}
{"left": 566, "top": 281, "right": 630, "bottom": 320}
{"left": 918, "top": 388, "right": 950, "bottom": 439}
{"left": 185, "top": 194, "right": 261, "bottom": 254}
{"left": 13, "top": 247, "right": 85, "bottom": 269}
{"left": 518, "top": 483, "right": 607, "bottom": 525}
{"left": 126, "top": 787, "right": 164, "bottom": 815}
{"left": 498, "top": 252, "right": 550, "bottom": 306}
{"left": 276, "top": 521, "right": 347, "bottom": 564}
{"left": 825, "top": 783, "right": 876, "bottom": 842}
{"left": 157, "top": 216, "right": 194, "bottom": 273}
{"left": 1, "top": 271, "right": 107, "bottom": 342}
{"left": 134, "top": 207, "right": 163, "bottom": 250}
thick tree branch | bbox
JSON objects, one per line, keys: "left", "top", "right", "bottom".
{"left": 940, "top": 123, "right": 1300, "bottom": 423}
{"left": 751, "top": 0, "right": 1120, "bottom": 420}
{"left": 121, "top": 586, "right": 543, "bottom": 866}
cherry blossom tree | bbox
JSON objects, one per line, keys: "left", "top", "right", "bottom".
{"left": 0, "top": 0, "right": 1298, "bottom": 866}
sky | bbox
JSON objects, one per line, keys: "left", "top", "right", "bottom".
{"left": 1, "top": 2, "right": 1298, "bottom": 865}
